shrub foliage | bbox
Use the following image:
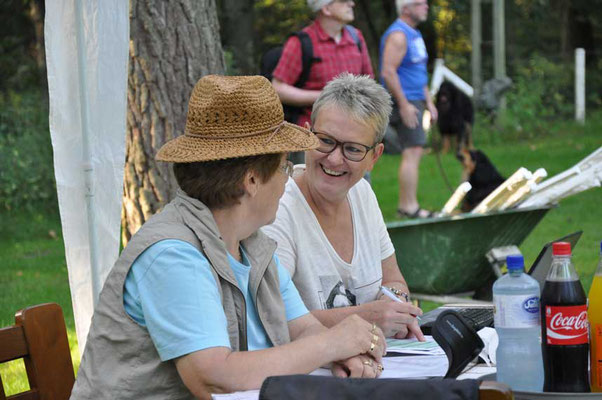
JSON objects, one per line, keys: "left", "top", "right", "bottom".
{"left": 0, "top": 90, "right": 56, "bottom": 211}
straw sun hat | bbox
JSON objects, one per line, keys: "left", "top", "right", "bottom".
{"left": 156, "top": 75, "right": 318, "bottom": 163}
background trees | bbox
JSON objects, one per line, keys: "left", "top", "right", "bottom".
{"left": 122, "top": 0, "right": 226, "bottom": 241}
{"left": 0, "top": 3, "right": 600, "bottom": 391}
{"left": 1, "top": 0, "right": 601, "bottom": 216}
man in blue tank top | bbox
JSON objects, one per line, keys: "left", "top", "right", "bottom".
{"left": 379, "top": 0, "right": 438, "bottom": 219}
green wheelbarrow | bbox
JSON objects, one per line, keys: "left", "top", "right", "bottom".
{"left": 387, "top": 206, "right": 551, "bottom": 297}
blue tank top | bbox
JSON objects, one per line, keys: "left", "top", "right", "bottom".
{"left": 379, "top": 19, "right": 428, "bottom": 101}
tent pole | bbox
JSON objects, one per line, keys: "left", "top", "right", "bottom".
{"left": 75, "top": 0, "right": 102, "bottom": 307}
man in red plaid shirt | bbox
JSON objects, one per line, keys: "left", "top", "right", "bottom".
{"left": 272, "top": 0, "right": 374, "bottom": 132}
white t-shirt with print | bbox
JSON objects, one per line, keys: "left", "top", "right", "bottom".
{"left": 262, "top": 175, "right": 395, "bottom": 311}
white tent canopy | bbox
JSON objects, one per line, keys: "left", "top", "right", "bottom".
{"left": 45, "top": 0, "right": 129, "bottom": 352}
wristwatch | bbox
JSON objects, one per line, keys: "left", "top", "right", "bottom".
{"left": 383, "top": 286, "right": 410, "bottom": 302}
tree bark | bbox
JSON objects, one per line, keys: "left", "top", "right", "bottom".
{"left": 123, "top": 0, "right": 225, "bottom": 243}
{"left": 219, "top": 0, "right": 255, "bottom": 74}
{"left": 555, "top": 0, "right": 570, "bottom": 58}
{"left": 27, "top": 0, "right": 45, "bottom": 83}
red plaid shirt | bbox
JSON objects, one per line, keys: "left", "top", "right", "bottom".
{"left": 273, "top": 21, "right": 374, "bottom": 127}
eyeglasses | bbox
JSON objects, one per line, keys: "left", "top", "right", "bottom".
{"left": 312, "top": 131, "right": 377, "bottom": 162}
{"left": 279, "top": 160, "right": 294, "bottom": 177}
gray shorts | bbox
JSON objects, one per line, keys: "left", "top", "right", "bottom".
{"left": 390, "top": 100, "right": 426, "bottom": 150}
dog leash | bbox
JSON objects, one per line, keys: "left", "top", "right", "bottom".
{"left": 432, "top": 135, "right": 455, "bottom": 194}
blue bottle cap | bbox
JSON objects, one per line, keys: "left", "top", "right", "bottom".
{"left": 506, "top": 254, "right": 524, "bottom": 270}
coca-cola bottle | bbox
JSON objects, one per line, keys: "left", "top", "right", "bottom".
{"left": 541, "top": 242, "right": 590, "bottom": 392}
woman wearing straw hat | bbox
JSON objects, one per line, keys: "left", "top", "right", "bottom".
{"left": 263, "top": 73, "right": 425, "bottom": 341}
{"left": 71, "top": 75, "right": 385, "bottom": 400}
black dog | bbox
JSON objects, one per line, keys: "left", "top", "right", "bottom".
{"left": 436, "top": 81, "right": 474, "bottom": 155}
{"left": 458, "top": 149, "right": 505, "bottom": 212}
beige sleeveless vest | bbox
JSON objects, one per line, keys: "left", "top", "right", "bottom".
{"left": 70, "top": 191, "right": 291, "bottom": 399}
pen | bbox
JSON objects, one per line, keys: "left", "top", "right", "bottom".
{"left": 379, "top": 286, "right": 421, "bottom": 321}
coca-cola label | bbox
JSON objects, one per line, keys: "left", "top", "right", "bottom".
{"left": 545, "top": 305, "right": 588, "bottom": 345}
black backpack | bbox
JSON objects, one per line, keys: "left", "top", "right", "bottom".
{"left": 260, "top": 26, "right": 362, "bottom": 124}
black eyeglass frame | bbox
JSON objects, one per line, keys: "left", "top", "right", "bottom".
{"left": 311, "top": 130, "right": 379, "bottom": 162}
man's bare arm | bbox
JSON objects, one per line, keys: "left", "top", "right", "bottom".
{"left": 272, "top": 78, "right": 321, "bottom": 107}
{"left": 380, "top": 31, "right": 408, "bottom": 108}
{"left": 381, "top": 31, "right": 419, "bottom": 128}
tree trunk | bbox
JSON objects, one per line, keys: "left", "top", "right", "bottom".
{"left": 556, "top": 0, "right": 570, "bottom": 58}
{"left": 355, "top": 0, "right": 380, "bottom": 64}
{"left": 220, "top": 0, "right": 255, "bottom": 74}
{"left": 27, "top": 0, "right": 46, "bottom": 85}
{"left": 122, "top": 0, "right": 225, "bottom": 243}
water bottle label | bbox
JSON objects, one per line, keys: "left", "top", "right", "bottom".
{"left": 494, "top": 294, "right": 540, "bottom": 328}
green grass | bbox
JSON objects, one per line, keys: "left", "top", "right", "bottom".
{"left": 0, "top": 113, "right": 600, "bottom": 395}
{"left": 0, "top": 212, "right": 79, "bottom": 395}
{"left": 373, "top": 112, "right": 602, "bottom": 293}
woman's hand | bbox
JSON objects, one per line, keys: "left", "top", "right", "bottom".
{"left": 393, "top": 316, "right": 424, "bottom": 341}
{"left": 359, "top": 299, "right": 424, "bottom": 340}
{"left": 325, "top": 314, "right": 386, "bottom": 363}
{"left": 332, "top": 354, "right": 384, "bottom": 378}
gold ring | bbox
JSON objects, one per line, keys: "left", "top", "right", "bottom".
{"left": 372, "top": 334, "right": 379, "bottom": 344}
{"left": 371, "top": 322, "right": 377, "bottom": 334}
{"left": 362, "top": 360, "right": 373, "bottom": 367}
{"left": 370, "top": 342, "right": 375, "bottom": 352}
{"left": 377, "top": 364, "right": 384, "bottom": 372}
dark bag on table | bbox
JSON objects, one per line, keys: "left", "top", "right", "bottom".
{"left": 259, "top": 374, "right": 479, "bottom": 400}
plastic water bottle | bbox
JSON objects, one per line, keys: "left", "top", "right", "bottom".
{"left": 493, "top": 254, "right": 544, "bottom": 391}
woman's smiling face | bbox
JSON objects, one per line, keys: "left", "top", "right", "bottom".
{"left": 305, "top": 104, "right": 383, "bottom": 201}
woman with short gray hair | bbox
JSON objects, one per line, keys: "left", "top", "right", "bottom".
{"left": 311, "top": 73, "right": 392, "bottom": 144}
{"left": 264, "top": 73, "right": 424, "bottom": 341}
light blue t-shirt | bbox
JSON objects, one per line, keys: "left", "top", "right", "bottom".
{"left": 123, "top": 239, "right": 308, "bottom": 361}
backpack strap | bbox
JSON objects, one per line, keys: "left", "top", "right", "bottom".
{"left": 290, "top": 31, "right": 317, "bottom": 89}
{"left": 290, "top": 27, "right": 360, "bottom": 88}
{"left": 344, "top": 25, "right": 362, "bottom": 52}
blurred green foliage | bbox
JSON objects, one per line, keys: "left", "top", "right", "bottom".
{"left": 254, "top": 0, "right": 312, "bottom": 54}
{"left": 0, "top": 0, "right": 44, "bottom": 92}
{"left": 0, "top": 90, "right": 56, "bottom": 212}
{"left": 496, "top": 54, "right": 575, "bottom": 136}
{"left": 474, "top": 54, "right": 602, "bottom": 142}
{"left": 2, "top": 0, "right": 601, "bottom": 213}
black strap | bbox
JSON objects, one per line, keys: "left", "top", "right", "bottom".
{"left": 291, "top": 26, "right": 362, "bottom": 89}
{"left": 290, "top": 31, "right": 317, "bottom": 88}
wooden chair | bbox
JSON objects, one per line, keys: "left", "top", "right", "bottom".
{"left": 0, "top": 303, "right": 74, "bottom": 400}
{"left": 479, "top": 381, "right": 513, "bottom": 400}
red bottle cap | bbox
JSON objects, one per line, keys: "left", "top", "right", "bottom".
{"left": 552, "top": 241, "right": 571, "bottom": 255}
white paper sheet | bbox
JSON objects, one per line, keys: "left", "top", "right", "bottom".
{"left": 477, "top": 327, "right": 499, "bottom": 366}
{"left": 309, "top": 354, "right": 449, "bottom": 379}
{"left": 385, "top": 336, "right": 446, "bottom": 355}
{"left": 212, "top": 390, "right": 260, "bottom": 400}
{"left": 211, "top": 355, "right": 450, "bottom": 399}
